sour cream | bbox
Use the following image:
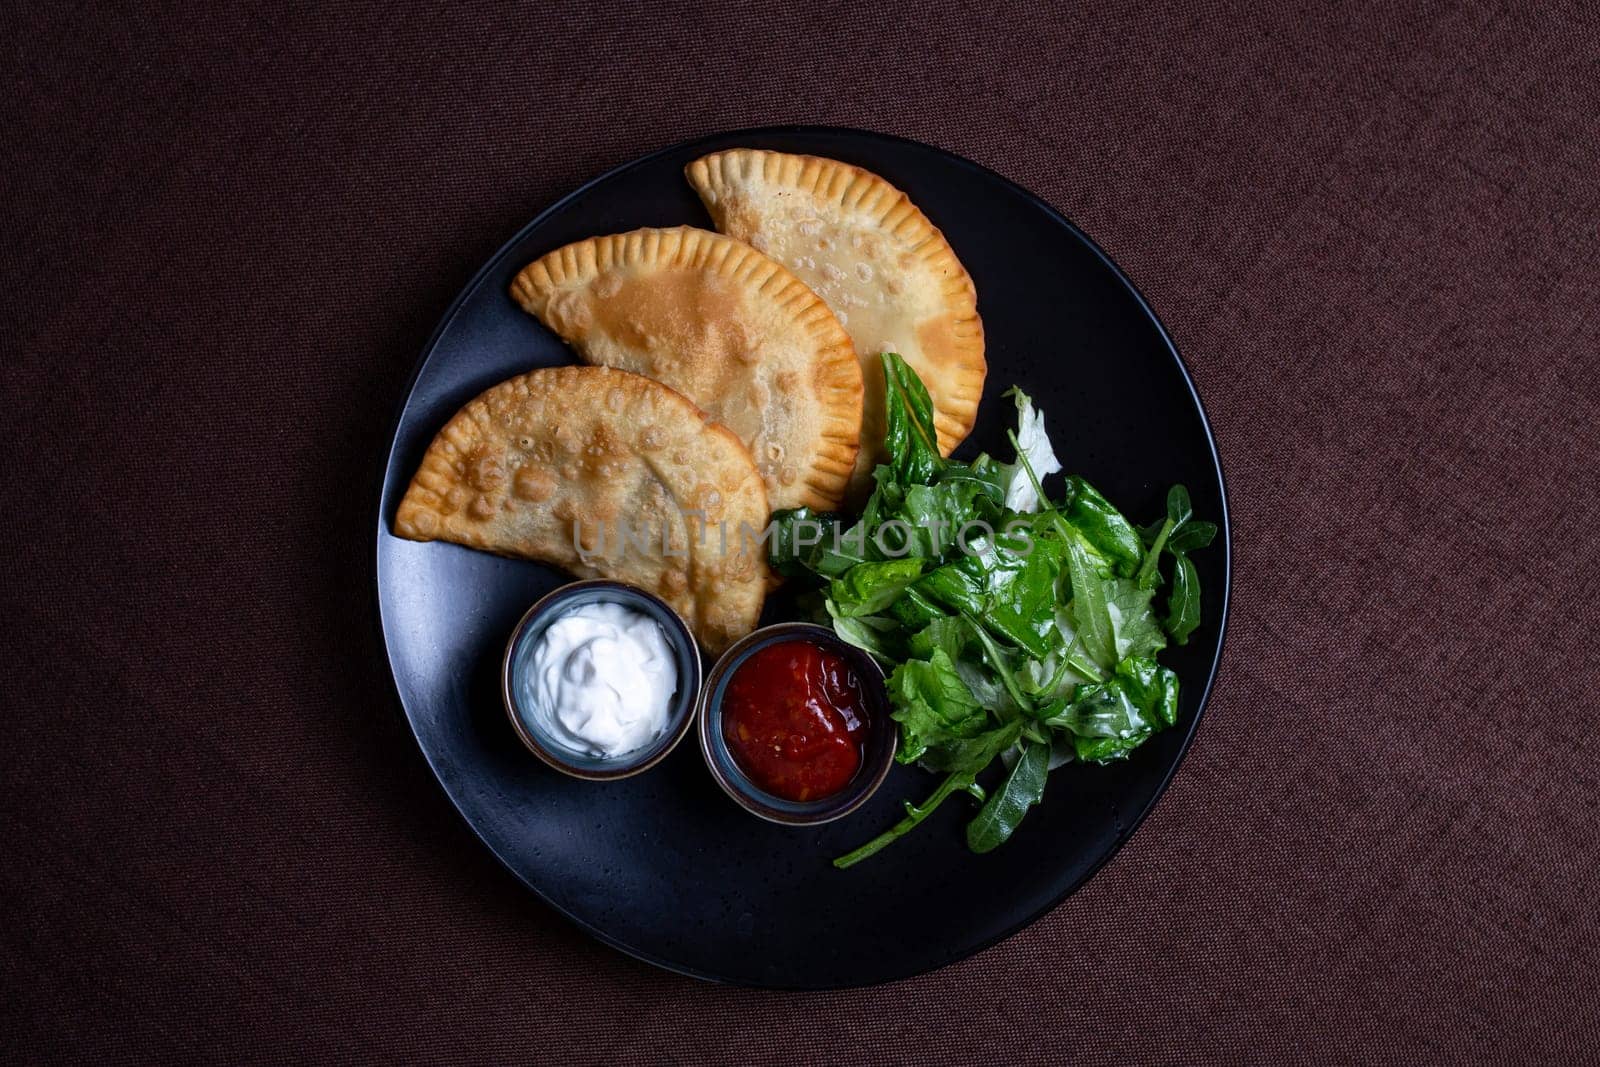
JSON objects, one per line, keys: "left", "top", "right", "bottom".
{"left": 522, "top": 600, "right": 678, "bottom": 758}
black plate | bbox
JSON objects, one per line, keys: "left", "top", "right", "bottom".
{"left": 375, "top": 127, "right": 1231, "bottom": 988}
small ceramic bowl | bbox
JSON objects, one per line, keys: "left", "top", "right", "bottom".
{"left": 698, "top": 622, "right": 897, "bottom": 825}
{"left": 502, "top": 579, "right": 701, "bottom": 780}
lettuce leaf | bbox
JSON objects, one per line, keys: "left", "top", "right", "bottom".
{"left": 886, "top": 649, "right": 988, "bottom": 762}
{"left": 1000, "top": 388, "right": 1062, "bottom": 513}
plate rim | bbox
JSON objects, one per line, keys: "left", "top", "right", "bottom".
{"left": 371, "top": 124, "right": 1233, "bottom": 989}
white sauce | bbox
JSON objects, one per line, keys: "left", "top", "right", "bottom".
{"left": 522, "top": 600, "right": 677, "bottom": 758}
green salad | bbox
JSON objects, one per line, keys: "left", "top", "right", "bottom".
{"left": 770, "top": 354, "right": 1215, "bottom": 867}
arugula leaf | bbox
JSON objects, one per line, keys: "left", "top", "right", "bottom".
{"left": 1141, "top": 486, "right": 1216, "bottom": 558}
{"left": 914, "top": 558, "right": 987, "bottom": 617}
{"left": 1044, "top": 656, "right": 1179, "bottom": 761}
{"left": 1113, "top": 655, "right": 1180, "bottom": 729}
{"left": 1043, "top": 606, "right": 1109, "bottom": 685}
{"left": 1073, "top": 734, "right": 1151, "bottom": 763}
{"left": 1063, "top": 476, "right": 1146, "bottom": 577}
{"left": 960, "top": 613, "right": 1035, "bottom": 716}
{"left": 881, "top": 352, "right": 943, "bottom": 486}
{"left": 979, "top": 531, "right": 1063, "bottom": 657}
{"left": 938, "top": 453, "right": 1008, "bottom": 509}
{"left": 829, "top": 559, "right": 926, "bottom": 618}
{"left": 1166, "top": 520, "right": 1218, "bottom": 556}
{"left": 887, "top": 649, "right": 988, "bottom": 762}
{"left": 1134, "top": 484, "right": 1215, "bottom": 641}
{"left": 909, "top": 526, "right": 1062, "bottom": 657}
{"left": 966, "top": 739, "right": 1050, "bottom": 852}
{"left": 1106, "top": 580, "right": 1167, "bottom": 661}
{"left": 1063, "top": 531, "right": 1117, "bottom": 669}
{"left": 1166, "top": 483, "right": 1194, "bottom": 527}
{"left": 1136, "top": 517, "right": 1174, "bottom": 589}
{"left": 1045, "top": 681, "right": 1150, "bottom": 738}
{"left": 916, "top": 721, "right": 1022, "bottom": 775}
{"left": 834, "top": 723, "right": 1020, "bottom": 868}
{"left": 1049, "top": 687, "right": 1150, "bottom": 762}
{"left": 1064, "top": 530, "right": 1166, "bottom": 670}
{"left": 767, "top": 507, "right": 832, "bottom": 577}
{"left": 955, "top": 661, "right": 1026, "bottom": 720}
{"left": 1165, "top": 554, "right": 1201, "bottom": 645}
{"left": 814, "top": 523, "right": 875, "bottom": 576}
{"left": 770, "top": 507, "right": 881, "bottom": 578}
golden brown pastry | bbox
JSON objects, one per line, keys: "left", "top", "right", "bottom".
{"left": 394, "top": 365, "right": 769, "bottom": 653}
{"left": 509, "top": 226, "right": 861, "bottom": 513}
{"left": 685, "top": 149, "right": 986, "bottom": 496}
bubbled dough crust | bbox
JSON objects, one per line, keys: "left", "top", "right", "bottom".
{"left": 393, "top": 366, "right": 769, "bottom": 654}
{"left": 685, "top": 149, "right": 986, "bottom": 498}
{"left": 508, "top": 226, "right": 862, "bottom": 513}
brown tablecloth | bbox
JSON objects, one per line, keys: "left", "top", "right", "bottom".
{"left": 4, "top": 2, "right": 1596, "bottom": 1061}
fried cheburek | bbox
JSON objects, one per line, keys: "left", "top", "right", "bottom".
{"left": 393, "top": 365, "right": 769, "bottom": 653}
{"left": 685, "top": 149, "right": 986, "bottom": 497}
{"left": 509, "top": 226, "right": 862, "bottom": 512}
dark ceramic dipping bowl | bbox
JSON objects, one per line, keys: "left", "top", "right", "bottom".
{"left": 502, "top": 580, "right": 701, "bottom": 780}
{"left": 698, "top": 622, "right": 896, "bottom": 825}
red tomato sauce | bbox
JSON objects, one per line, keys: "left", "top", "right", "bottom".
{"left": 721, "top": 640, "right": 869, "bottom": 802}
